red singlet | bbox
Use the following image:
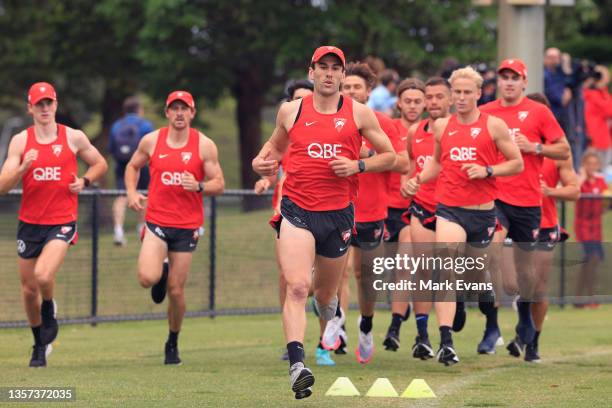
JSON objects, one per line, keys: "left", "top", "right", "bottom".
{"left": 146, "top": 127, "right": 205, "bottom": 229}
{"left": 283, "top": 95, "right": 361, "bottom": 211}
{"left": 19, "top": 125, "right": 78, "bottom": 224}
{"left": 436, "top": 113, "right": 498, "bottom": 207}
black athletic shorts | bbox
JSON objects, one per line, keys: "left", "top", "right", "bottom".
{"left": 146, "top": 222, "right": 199, "bottom": 252}
{"left": 495, "top": 200, "right": 541, "bottom": 250}
{"left": 384, "top": 207, "right": 410, "bottom": 243}
{"left": 278, "top": 197, "right": 354, "bottom": 258}
{"left": 536, "top": 225, "right": 568, "bottom": 251}
{"left": 350, "top": 220, "right": 385, "bottom": 250}
{"left": 17, "top": 221, "right": 78, "bottom": 259}
{"left": 436, "top": 203, "right": 496, "bottom": 247}
{"left": 409, "top": 201, "right": 436, "bottom": 232}
{"left": 115, "top": 163, "right": 150, "bottom": 191}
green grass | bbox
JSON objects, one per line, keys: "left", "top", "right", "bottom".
{"left": 1, "top": 307, "right": 611, "bottom": 407}
{"left": 0, "top": 202, "right": 284, "bottom": 321}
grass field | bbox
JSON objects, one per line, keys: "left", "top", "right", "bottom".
{"left": 1, "top": 306, "right": 611, "bottom": 407}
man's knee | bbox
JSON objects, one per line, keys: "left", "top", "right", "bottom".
{"left": 503, "top": 282, "right": 519, "bottom": 296}
{"left": 138, "top": 271, "right": 157, "bottom": 288}
{"left": 286, "top": 281, "right": 310, "bottom": 302}
{"left": 167, "top": 283, "right": 184, "bottom": 300}
{"left": 34, "top": 266, "right": 54, "bottom": 288}
{"left": 21, "top": 282, "right": 38, "bottom": 302}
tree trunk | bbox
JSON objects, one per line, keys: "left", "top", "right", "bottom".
{"left": 233, "top": 69, "right": 270, "bottom": 212}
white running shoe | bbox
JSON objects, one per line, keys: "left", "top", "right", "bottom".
{"left": 322, "top": 307, "right": 345, "bottom": 350}
{"left": 355, "top": 317, "right": 374, "bottom": 364}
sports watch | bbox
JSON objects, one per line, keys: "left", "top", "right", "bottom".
{"left": 535, "top": 143, "right": 543, "bottom": 155}
{"left": 83, "top": 177, "right": 91, "bottom": 187}
{"left": 358, "top": 159, "right": 366, "bottom": 173}
{"left": 485, "top": 166, "right": 494, "bottom": 178}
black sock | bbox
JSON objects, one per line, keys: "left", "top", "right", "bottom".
{"left": 287, "top": 341, "right": 304, "bottom": 366}
{"left": 31, "top": 325, "right": 42, "bottom": 346}
{"left": 335, "top": 303, "right": 342, "bottom": 318}
{"left": 168, "top": 330, "right": 179, "bottom": 346}
{"left": 41, "top": 299, "right": 54, "bottom": 317}
{"left": 360, "top": 315, "right": 373, "bottom": 334}
{"left": 317, "top": 336, "right": 325, "bottom": 350}
{"left": 390, "top": 313, "right": 403, "bottom": 331}
{"left": 415, "top": 314, "right": 429, "bottom": 339}
{"left": 402, "top": 304, "right": 411, "bottom": 321}
{"left": 440, "top": 325, "right": 452, "bottom": 346}
{"left": 517, "top": 299, "right": 531, "bottom": 323}
{"left": 533, "top": 331, "right": 541, "bottom": 347}
{"left": 478, "top": 301, "right": 498, "bottom": 330}
{"left": 455, "top": 300, "right": 465, "bottom": 313}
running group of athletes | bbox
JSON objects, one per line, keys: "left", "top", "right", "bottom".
{"left": 0, "top": 85, "right": 225, "bottom": 368}
{"left": 252, "top": 46, "right": 577, "bottom": 399}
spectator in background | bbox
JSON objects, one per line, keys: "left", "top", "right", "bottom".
{"left": 109, "top": 96, "right": 154, "bottom": 246}
{"left": 364, "top": 55, "right": 386, "bottom": 79}
{"left": 439, "top": 57, "right": 460, "bottom": 80}
{"left": 368, "top": 69, "right": 399, "bottom": 116}
{"left": 478, "top": 78, "right": 497, "bottom": 106}
{"left": 574, "top": 150, "right": 609, "bottom": 308}
{"left": 476, "top": 63, "right": 497, "bottom": 106}
{"left": 544, "top": 48, "right": 572, "bottom": 128}
{"left": 583, "top": 65, "right": 612, "bottom": 170}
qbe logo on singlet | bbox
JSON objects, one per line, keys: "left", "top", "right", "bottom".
{"left": 33, "top": 167, "right": 61, "bottom": 181}
{"left": 449, "top": 147, "right": 477, "bottom": 162}
{"left": 161, "top": 171, "right": 183, "bottom": 186}
{"left": 307, "top": 143, "right": 342, "bottom": 159}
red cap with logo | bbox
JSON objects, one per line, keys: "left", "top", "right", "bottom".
{"left": 497, "top": 58, "right": 528, "bottom": 78}
{"left": 166, "top": 90, "right": 195, "bottom": 109}
{"left": 311, "top": 46, "right": 346, "bottom": 68}
{"left": 28, "top": 82, "right": 57, "bottom": 105}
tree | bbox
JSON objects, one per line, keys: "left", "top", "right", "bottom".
{"left": 132, "top": 0, "right": 496, "bottom": 209}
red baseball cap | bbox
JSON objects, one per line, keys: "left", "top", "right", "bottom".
{"left": 165, "top": 90, "right": 195, "bottom": 109}
{"left": 311, "top": 46, "right": 346, "bottom": 68}
{"left": 497, "top": 58, "right": 528, "bottom": 78}
{"left": 28, "top": 82, "right": 57, "bottom": 105}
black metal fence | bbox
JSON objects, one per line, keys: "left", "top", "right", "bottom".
{"left": 0, "top": 190, "right": 609, "bottom": 328}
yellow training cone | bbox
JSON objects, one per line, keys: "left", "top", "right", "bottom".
{"left": 325, "top": 377, "right": 360, "bottom": 396}
{"left": 365, "top": 378, "right": 399, "bottom": 397}
{"left": 400, "top": 379, "right": 436, "bottom": 398}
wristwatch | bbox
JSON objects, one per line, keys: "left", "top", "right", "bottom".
{"left": 485, "top": 166, "right": 494, "bottom": 178}
{"left": 535, "top": 143, "right": 543, "bottom": 155}
{"left": 83, "top": 177, "right": 91, "bottom": 187}
{"left": 358, "top": 160, "right": 366, "bottom": 173}
{"left": 197, "top": 182, "right": 204, "bottom": 193}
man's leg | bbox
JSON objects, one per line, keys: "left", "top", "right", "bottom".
{"left": 276, "top": 238, "right": 287, "bottom": 308}
{"left": 350, "top": 246, "right": 376, "bottom": 363}
{"left": 163, "top": 250, "right": 193, "bottom": 365}
{"left": 112, "top": 196, "right": 128, "bottom": 245}
{"left": 137, "top": 227, "right": 168, "bottom": 288}
{"left": 527, "top": 248, "right": 554, "bottom": 362}
{"left": 476, "top": 228, "right": 508, "bottom": 354}
{"left": 19, "top": 257, "right": 47, "bottom": 367}
{"left": 389, "top": 225, "right": 412, "bottom": 322}
{"left": 277, "top": 220, "right": 316, "bottom": 398}
{"left": 407, "top": 217, "right": 435, "bottom": 359}
{"left": 19, "top": 258, "right": 41, "bottom": 327}
{"left": 34, "top": 240, "right": 70, "bottom": 346}
{"left": 34, "top": 240, "right": 69, "bottom": 301}
{"left": 433, "top": 217, "right": 466, "bottom": 366}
